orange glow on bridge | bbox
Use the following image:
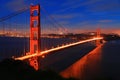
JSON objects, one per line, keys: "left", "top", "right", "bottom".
{"left": 15, "top": 37, "right": 103, "bottom": 60}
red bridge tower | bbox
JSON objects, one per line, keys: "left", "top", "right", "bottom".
{"left": 96, "top": 28, "right": 101, "bottom": 46}
{"left": 29, "top": 4, "right": 40, "bottom": 70}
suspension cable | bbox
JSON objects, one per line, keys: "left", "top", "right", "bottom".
{"left": 0, "top": 7, "right": 29, "bottom": 22}
{"left": 41, "top": 5, "right": 68, "bottom": 33}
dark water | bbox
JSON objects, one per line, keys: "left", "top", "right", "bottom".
{"left": 0, "top": 36, "right": 79, "bottom": 60}
{"left": 60, "top": 40, "right": 120, "bottom": 80}
{"left": 40, "top": 41, "right": 96, "bottom": 72}
{"left": 101, "top": 41, "right": 120, "bottom": 80}
{"left": 0, "top": 37, "right": 96, "bottom": 71}
{"left": 1, "top": 37, "right": 120, "bottom": 80}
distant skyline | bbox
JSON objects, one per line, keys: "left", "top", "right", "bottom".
{"left": 0, "top": 0, "right": 120, "bottom": 34}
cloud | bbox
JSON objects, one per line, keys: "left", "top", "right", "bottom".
{"left": 99, "top": 20, "right": 113, "bottom": 23}
{"left": 62, "top": 0, "right": 101, "bottom": 7}
{"left": 61, "top": 0, "right": 80, "bottom": 7}
{"left": 41, "top": 21, "right": 120, "bottom": 34}
{"left": 67, "top": 24, "right": 120, "bottom": 34}
{"left": 56, "top": 0, "right": 101, "bottom": 13}
{"left": 51, "top": 13, "right": 79, "bottom": 20}
{"left": 40, "top": 0, "right": 58, "bottom": 7}
{"left": 55, "top": 0, "right": 120, "bottom": 13}
{"left": 101, "top": 27, "right": 120, "bottom": 34}
{"left": 89, "top": 0, "right": 120, "bottom": 12}
{"left": 6, "top": 0, "right": 29, "bottom": 11}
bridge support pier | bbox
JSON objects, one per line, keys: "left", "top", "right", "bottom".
{"left": 29, "top": 4, "right": 40, "bottom": 70}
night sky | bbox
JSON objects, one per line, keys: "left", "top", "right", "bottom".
{"left": 0, "top": 0, "right": 120, "bottom": 34}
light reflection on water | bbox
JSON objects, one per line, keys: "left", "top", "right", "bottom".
{"left": 60, "top": 44, "right": 103, "bottom": 80}
{"left": 60, "top": 40, "right": 120, "bottom": 80}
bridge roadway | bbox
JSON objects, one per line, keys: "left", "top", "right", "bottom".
{"left": 39, "top": 41, "right": 97, "bottom": 72}
{"left": 15, "top": 37, "right": 103, "bottom": 60}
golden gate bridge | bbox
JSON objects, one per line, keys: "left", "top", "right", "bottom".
{"left": 0, "top": 4, "right": 103, "bottom": 70}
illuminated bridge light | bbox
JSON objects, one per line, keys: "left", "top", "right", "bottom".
{"left": 15, "top": 37, "right": 103, "bottom": 60}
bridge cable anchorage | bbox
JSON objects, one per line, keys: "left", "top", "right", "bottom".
{"left": 0, "top": 7, "right": 29, "bottom": 22}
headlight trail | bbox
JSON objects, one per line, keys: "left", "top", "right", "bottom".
{"left": 15, "top": 37, "right": 103, "bottom": 60}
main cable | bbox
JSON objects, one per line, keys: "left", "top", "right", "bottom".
{"left": 0, "top": 7, "right": 29, "bottom": 22}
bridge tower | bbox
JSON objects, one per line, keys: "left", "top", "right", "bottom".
{"left": 29, "top": 4, "right": 40, "bottom": 70}
{"left": 96, "top": 28, "right": 101, "bottom": 46}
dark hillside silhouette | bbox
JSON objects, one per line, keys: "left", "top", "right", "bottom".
{"left": 0, "top": 58, "right": 77, "bottom": 80}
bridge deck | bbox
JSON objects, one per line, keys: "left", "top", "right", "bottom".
{"left": 15, "top": 37, "right": 103, "bottom": 60}
{"left": 40, "top": 41, "right": 96, "bottom": 72}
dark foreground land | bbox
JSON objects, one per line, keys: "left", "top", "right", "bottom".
{"left": 0, "top": 59, "right": 77, "bottom": 80}
{"left": 0, "top": 58, "right": 118, "bottom": 80}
